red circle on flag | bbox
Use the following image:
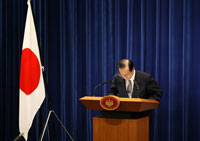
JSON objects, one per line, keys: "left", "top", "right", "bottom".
{"left": 20, "top": 48, "right": 41, "bottom": 95}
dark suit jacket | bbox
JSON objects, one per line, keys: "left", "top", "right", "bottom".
{"left": 108, "top": 70, "right": 163, "bottom": 101}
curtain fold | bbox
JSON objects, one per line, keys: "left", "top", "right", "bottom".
{"left": 1, "top": 0, "right": 200, "bottom": 140}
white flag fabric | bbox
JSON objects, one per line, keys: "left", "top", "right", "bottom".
{"left": 19, "top": 1, "right": 45, "bottom": 140}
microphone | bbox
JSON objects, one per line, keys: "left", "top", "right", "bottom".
{"left": 93, "top": 80, "right": 112, "bottom": 96}
{"left": 134, "top": 80, "right": 140, "bottom": 98}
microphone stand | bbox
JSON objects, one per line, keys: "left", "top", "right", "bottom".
{"left": 93, "top": 80, "right": 112, "bottom": 96}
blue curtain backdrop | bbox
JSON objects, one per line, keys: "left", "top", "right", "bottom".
{"left": 0, "top": 0, "right": 200, "bottom": 140}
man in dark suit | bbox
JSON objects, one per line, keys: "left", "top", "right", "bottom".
{"left": 102, "top": 59, "right": 162, "bottom": 119}
{"left": 108, "top": 59, "right": 162, "bottom": 101}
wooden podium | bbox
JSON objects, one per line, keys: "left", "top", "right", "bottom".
{"left": 80, "top": 96, "right": 159, "bottom": 141}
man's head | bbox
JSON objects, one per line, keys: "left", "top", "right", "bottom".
{"left": 118, "top": 59, "right": 135, "bottom": 80}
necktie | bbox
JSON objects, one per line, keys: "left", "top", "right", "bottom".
{"left": 127, "top": 80, "right": 132, "bottom": 98}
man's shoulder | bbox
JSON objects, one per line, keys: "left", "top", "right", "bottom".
{"left": 135, "top": 70, "right": 152, "bottom": 79}
{"left": 136, "top": 70, "right": 151, "bottom": 76}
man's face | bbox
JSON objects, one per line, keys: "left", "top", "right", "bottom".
{"left": 118, "top": 66, "right": 134, "bottom": 80}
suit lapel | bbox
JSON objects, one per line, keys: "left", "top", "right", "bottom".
{"left": 132, "top": 83, "right": 138, "bottom": 98}
{"left": 132, "top": 70, "right": 139, "bottom": 98}
{"left": 122, "top": 79, "right": 128, "bottom": 97}
{"left": 119, "top": 78, "right": 128, "bottom": 97}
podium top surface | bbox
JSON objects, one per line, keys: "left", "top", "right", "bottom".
{"left": 80, "top": 96, "right": 159, "bottom": 112}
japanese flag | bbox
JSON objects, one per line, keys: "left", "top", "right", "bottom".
{"left": 19, "top": 0, "right": 45, "bottom": 140}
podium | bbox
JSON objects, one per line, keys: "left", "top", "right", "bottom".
{"left": 80, "top": 96, "right": 159, "bottom": 141}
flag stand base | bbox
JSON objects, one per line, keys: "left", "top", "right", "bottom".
{"left": 39, "top": 110, "right": 73, "bottom": 141}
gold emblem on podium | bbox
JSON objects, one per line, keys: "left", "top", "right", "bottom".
{"left": 100, "top": 95, "right": 120, "bottom": 110}
{"left": 105, "top": 99, "right": 114, "bottom": 107}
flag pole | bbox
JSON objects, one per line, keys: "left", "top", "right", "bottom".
{"left": 16, "top": 0, "right": 73, "bottom": 140}
{"left": 25, "top": 0, "right": 73, "bottom": 140}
